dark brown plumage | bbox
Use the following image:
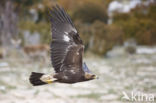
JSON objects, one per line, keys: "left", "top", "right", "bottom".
{"left": 29, "top": 5, "right": 98, "bottom": 86}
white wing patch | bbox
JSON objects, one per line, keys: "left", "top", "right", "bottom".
{"left": 64, "top": 32, "right": 68, "bottom": 35}
{"left": 70, "top": 70, "right": 76, "bottom": 74}
{"left": 72, "top": 28, "right": 77, "bottom": 33}
{"left": 63, "top": 35, "right": 70, "bottom": 42}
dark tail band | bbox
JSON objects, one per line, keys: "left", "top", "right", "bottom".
{"left": 29, "top": 72, "right": 47, "bottom": 86}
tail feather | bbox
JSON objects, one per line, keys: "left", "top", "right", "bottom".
{"left": 29, "top": 72, "right": 47, "bottom": 86}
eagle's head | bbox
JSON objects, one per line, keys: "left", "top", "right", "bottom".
{"left": 84, "top": 73, "right": 99, "bottom": 80}
{"left": 82, "top": 62, "right": 98, "bottom": 81}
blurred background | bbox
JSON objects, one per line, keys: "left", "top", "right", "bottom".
{"left": 0, "top": 0, "right": 156, "bottom": 103}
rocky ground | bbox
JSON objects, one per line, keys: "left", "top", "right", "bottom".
{"left": 0, "top": 46, "right": 156, "bottom": 103}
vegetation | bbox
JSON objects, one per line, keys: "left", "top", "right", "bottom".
{"left": 113, "top": 3, "right": 156, "bottom": 45}
{"left": 72, "top": 2, "right": 108, "bottom": 24}
{"left": 0, "top": 0, "right": 155, "bottom": 55}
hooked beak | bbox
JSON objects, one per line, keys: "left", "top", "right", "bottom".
{"left": 93, "top": 75, "right": 99, "bottom": 79}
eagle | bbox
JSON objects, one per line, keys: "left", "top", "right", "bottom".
{"left": 29, "top": 5, "right": 98, "bottom": 86}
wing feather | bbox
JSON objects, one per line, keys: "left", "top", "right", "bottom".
{"left": 49, "top": 5, "right": 83, "bottom": 73}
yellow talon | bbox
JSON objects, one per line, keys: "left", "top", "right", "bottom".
{"left": 40, "top": 74, "right": 57, "bottom": 84}
{"left": 46, "top": 79, "right": 53, "bottom": 84}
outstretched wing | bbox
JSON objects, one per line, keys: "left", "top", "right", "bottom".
{"left": 49, "top": 5, "right": 83, "bottom": 73}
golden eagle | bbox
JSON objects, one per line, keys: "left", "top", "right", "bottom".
{"left": 29, "top": 5, "right": 98, "bottom": 86}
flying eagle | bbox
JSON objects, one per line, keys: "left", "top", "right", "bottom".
{"left": 29, "top": 5, "right": 98, "bottom": 86}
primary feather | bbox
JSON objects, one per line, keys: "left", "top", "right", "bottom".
{"left": 49, "top": 5, "right": 83, "bottom": 73}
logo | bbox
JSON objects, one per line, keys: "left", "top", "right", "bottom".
{"left": 122, "top": 91, "right": 155, "bottom": 102}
